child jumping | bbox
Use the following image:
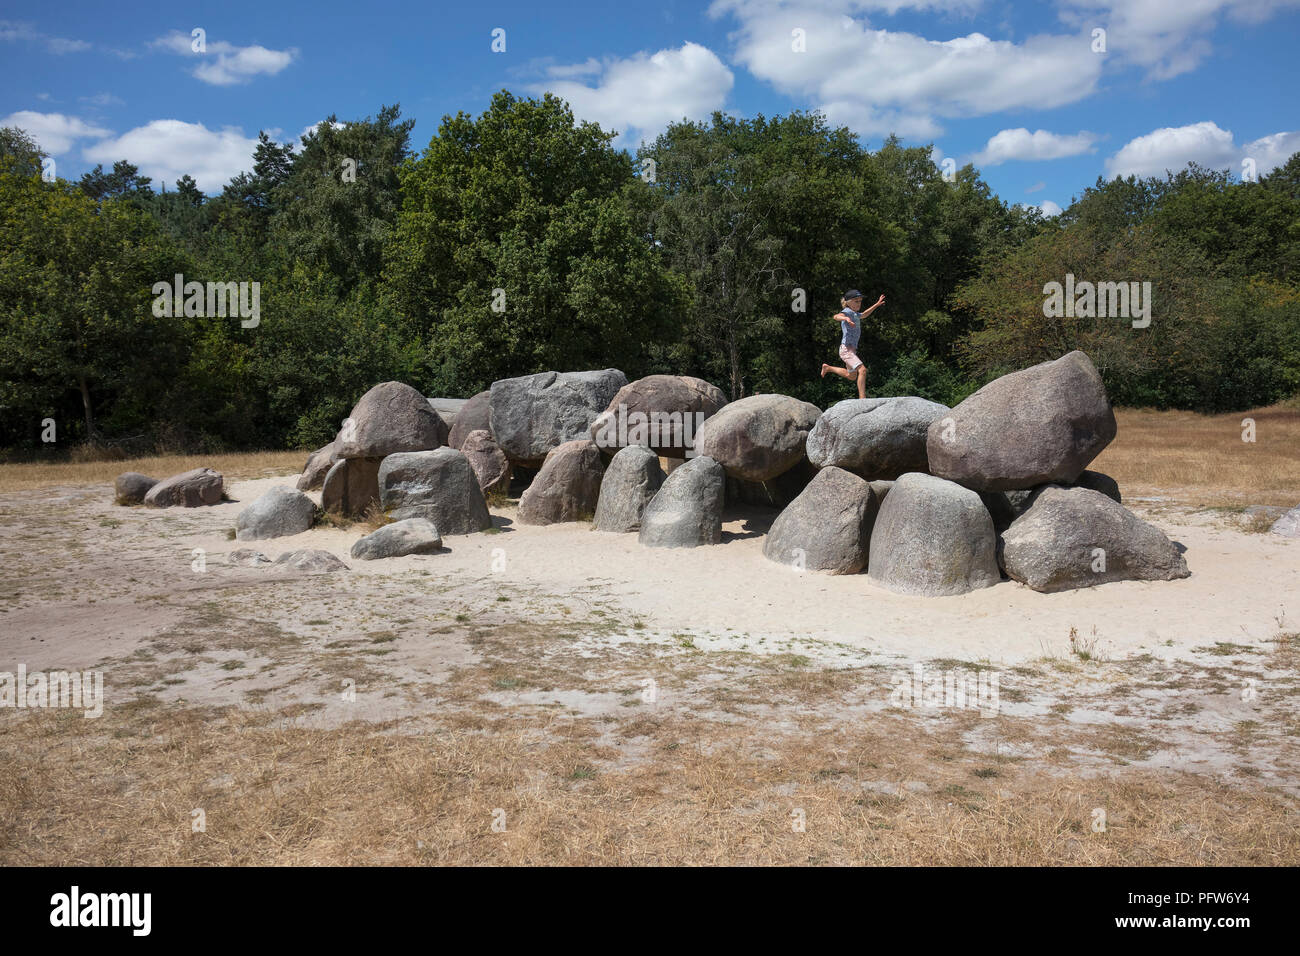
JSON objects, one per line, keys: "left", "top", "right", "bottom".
{"left": 821, "top": 289, "right": 885, "bottom": 399}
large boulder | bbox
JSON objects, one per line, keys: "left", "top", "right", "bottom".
{"left": 460, "top": 429, "right": 512, "bottom": 495}
{"left": 1000, "top": 486, "right": 1190, "bottom": 592}
{"left": 378, "top": 448, "right": 491, "bottom": 534}
{"left": 272, "top": 549, "right": 348, "bottom": 573}
{"left": 114, "top": 472, "right": 157, "bottom": 505}
{"left": 593, "top": 445, "right": 666, "bottom": 533}
{"left": 235, "top": 486, "right": 316, "bottom": 541}
{"left": 297, "top": 437, "right": 340, "bottom": 491}
{"left": 1273, "top": 504, "right": 1300, "bottom": 538}
{"left": 427, "top": 398, "right": 466, "bottom": 434}
{"left": 983, "top": 469, "right": 1123, "bottom": 533}
{"left": 351, "top": 518, "right": 444, "bottom": 560}
{"left": 806, "top": 397, "right": 950, "bottom": 480}
{"left": 590, "top": 374, "right": 727, "bottom": 458}
{"left": 518, "top": 439, "right": 605, "bottom": 525}
{"left": 926, "top": 350, "right": 1117, "bottom": 492}
{"left": 321, "top": 457, "right": 382, "bottom": 518}
{"left": 448, "top": 390, "right": 491, "bottom": 450}
{"left": 638, "top": 455, "right": 726, "bottom": 549}
{"left": 762, "top": 466, "right": 878, "bottom": 574}
{"left": 143, "top": 467, "right": 223, "bottom": 508}
{"left": 490, "top": 369, "right": 627, "bottom": 466}
{"left": 693, "top": 394, "right": 821, "bottom": 482}
{"left": 338, "top": 381, "right": 445, "bottom": 459}
{"left": 867, "top": 472, "right": 1001, "bottom": 596}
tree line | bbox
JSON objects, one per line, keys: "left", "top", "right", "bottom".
{"left": 2, "top": 92, "right": 1298, "bottom": 455}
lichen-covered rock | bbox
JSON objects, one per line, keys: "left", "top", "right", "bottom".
{"left": 1000, "top": 486, "right": 1190, "bottom": 592}
{"left": 272, "top": 549, "right": 349, "bottom": 573}
{"left": 518, "top": 439, "right": 605, "bottom": 525}
{"left": 693, "top": 394, "right": 821, "bottom": 482}
{"left": 297, "top": 438, "right": 340, "bottom": 491}
{"left": 378, "top": 448, "right": 491, "bottom": 534}
{"left": 638, "top": 455, "right": 726, "bottom": 549}
{"left": 762, "top": 466, "right": 878, "bottom": 574}
{"left": 590, "top": 374, "right": 727, "bottom": 458}
{"left": 490, "top": 369, "right": 627, "bottom": 465}
{"left": 593, "top": 445, "right": 665, "bottom": 532}
{"left": 235, "top": 486, "right": 316, "bottom": 541}
{"left": 143, "top": 467, "right": 223, "bottom": 508}
{"left": 448, "top": 390, "right": 491, "bottom": 450}
{"left": 926, "top": 351, "right": 1117, "bottom": 492}
{"left": 350, "top": 518, "right": 444, "bottom": 559}
{"left": 460, "top": 429, "right": 512, "bottom": 495}
{"left": 114, "top": 472, "right": 157, "bottom": 505}
{"left": 321, "top": 457, "right": 382, "bottom": 518}
{"left": 806, "top": 397, "right": 949, "bottom": 480}
{"left": 867, "top": 472, "right": 1001, "bottom": 596}
{"left": 338, "top": 381, "right": 445, "bottom": 459}
{"left": 1273, "top": 504, "right": 1300, "bottom": 538}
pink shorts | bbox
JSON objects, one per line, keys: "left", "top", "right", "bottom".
{"left": 839, "top": 344, "right": 863, "bottom": 371}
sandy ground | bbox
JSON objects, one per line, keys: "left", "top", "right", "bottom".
{"left": 2, "top": 470, "right": 1299, "bottom": 863}
{"left": 14, "top": 473, "right": 1293, "bottom": 661}
{"left": 1, "top": 476, "right": 1297, "bottom": 768}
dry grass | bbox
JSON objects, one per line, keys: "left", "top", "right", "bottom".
{"left": 0, "top": 450, "right": 304, "bottom": 494}
{"left": 1094, "top": 405, "right": 1300, "bottom": 507}
{"left": 3, "top": 700, "right": 1295, "bottom": 866}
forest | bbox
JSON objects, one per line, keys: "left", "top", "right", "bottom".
{"left": 2, "top": 91, "right": 1298, "bottom": 455}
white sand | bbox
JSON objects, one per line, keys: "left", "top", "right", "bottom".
{"left": 186, "top": 475, "right": 1300, "bottom": 665}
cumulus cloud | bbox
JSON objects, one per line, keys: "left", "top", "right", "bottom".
{"left": 1037, "top": 199, "right": 1063, "bottom": 216}
{"left": 83, "top": 120, "right": 258, "bottom": 192}
{"left": 0, "top": 110, "right": 111, "bottom": 154}
{"left": 709, "top": 0, "right": 1300, "bottom": 142}
{"left": 971, "top": 128, "right": 1099, "bottom": 165}
{"left": 1105, "top": 121, "right": 1300, "bottom": 179}
{"left": 1058, "top": 0, "right": 1300, "bottom": 81}
{"left": 531, "top": 42, "right": 734, "bottom": 147}
{"left": 151, "top": 31, "right": 297, "bottom": 85}
{"left": 711, "top": 3, "right": 1103, "bottom": 140}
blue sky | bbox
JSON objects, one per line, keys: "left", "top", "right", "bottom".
{"left": 3, "top": 0, "right": 1298, "bottom": 214}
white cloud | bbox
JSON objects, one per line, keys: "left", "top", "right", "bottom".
{"left": 712, "top": 4, "right": 1104, "bottom": 140}
{"left": 79, "top": 92, "right": 124, "bottom": 107}
{"left": 1025, "top": 180, "right": 1045, "bottom": 193}
{"left": 0, "top": 20, "right": 91, "bottom": 54}
{"left": 1057, "top": 0, "right": 1300, "bottom": 80}
{"left": 1105, "top": 121, "right": 1300, "bottom": 179}
{"left": 710, "top": 1, "right": 1300, "bottom": 142}
{"left": 532, "top": 42, "right": 734, "bottom": 147}
{"left": 152, "top": 31, "right": 297, "bottom": 85}
{"left": 299, "top": 120, "right": 342, "bottom": 143}
{"left": 0, "top": 110, "right": 111, "bottom": 154}
{"left": 971, "top": 128, "right": 1098, "bottom": 165}
{"left": 83, "top": 120, "right": 258, "bottom": 193}
{"left": 1017, "top": 198, "right": 1063, "bottom": 217}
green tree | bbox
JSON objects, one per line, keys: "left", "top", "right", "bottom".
{"left": 0, "top": 167, "right": 187, "bottom": 446}
{"left": 272, "top": 105, "right": 415, "bottom": 291}
{"left": 386, "top": 91, "right": 681, "bottom": 395}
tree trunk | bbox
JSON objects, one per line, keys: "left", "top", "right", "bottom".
{"left": 78, "top": 375, "right": 95, "bottom": 440}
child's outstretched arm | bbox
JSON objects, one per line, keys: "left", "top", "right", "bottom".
{"left": 860, "top": 294, "right": 886, "bottom": 318}
{"left": 834, "top": 312, "right": 856, "bottom": 327}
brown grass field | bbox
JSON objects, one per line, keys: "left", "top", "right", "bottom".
{"left": 0, "top": 405, "right": 1297, "bottom": 865}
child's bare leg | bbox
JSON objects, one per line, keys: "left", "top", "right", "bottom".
{"left": 856, "top": 365, "right": 867, "bottom": 399}
{"left": 822, "top": 364, "right": 855, "bottom": 381}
